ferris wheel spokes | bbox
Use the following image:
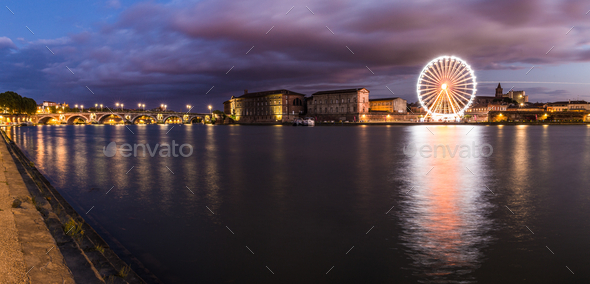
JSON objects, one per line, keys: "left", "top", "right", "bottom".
{"left": 416, "top": 56, "right": 477, "bottom": 120}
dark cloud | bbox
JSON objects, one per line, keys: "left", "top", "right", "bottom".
{"left": 2, "top": 0, "right": 590, "bottom": 110}
{"left": 525, "top": 87, "right": 571, "bottom": 97}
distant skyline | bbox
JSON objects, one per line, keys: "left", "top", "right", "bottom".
{"left": 1, "top": 0, "right": 590, "bottom": 112}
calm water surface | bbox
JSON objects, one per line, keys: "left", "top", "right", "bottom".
{"left": 7, "top": 124, "right": 590, "bottom": 283}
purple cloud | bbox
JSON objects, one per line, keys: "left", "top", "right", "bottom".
{"left": 3, "top": 0, "right": 590, "bottom": 110}
{"left": 0, "top": 37, "right": 17, "bottom": 50}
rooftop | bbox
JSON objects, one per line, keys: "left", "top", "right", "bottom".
{"left": 369, "top": 97, "right": 402, "bottom": 101}
{"left": 312, "top": 88, "right": 367, "bottom": 95}
{"left": 237, "top": 89, "right": 306, "bottom": 98}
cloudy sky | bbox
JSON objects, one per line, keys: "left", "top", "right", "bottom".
{"left": 1, "top": 0, "right": 590, "bottom": 112}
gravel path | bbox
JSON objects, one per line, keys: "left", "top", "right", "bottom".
{"left": 0, "top": 136, "right": 75, "bottom": 284}
{"left": 0, "top": 150, "right": 27, "bottom": 284}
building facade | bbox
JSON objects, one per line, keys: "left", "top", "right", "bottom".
{"left": 546, "top": 102, "right": 568, "bottom": 112}
{"left": 307, "top": 88, "right": 370, "bottom": 121}
{"left": 567, "top": 100, "right": 589, "bottom": 111}
{"left": 369, "top": 97, "right": 407, "bottom": 113}
{"left": 38, "top": 101, "right": 69, "bottom": 113}
{"left": 495, "top": 83, "right": 528, "bottom": 104}
{"left": 408, "top": 102, "right": 427, "bottom": 114}
{"left": 224, "top": 89, "right": 305, "bottom": 123}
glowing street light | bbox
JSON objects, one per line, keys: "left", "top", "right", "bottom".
{"left": 186, "top": 105, "right": 191, "bottom": 112}
{"left": 100, "top": 104, "right": 103, "bottom": 111}
{"left": 208, "top": 105, "right": 212, "bottom": 120}
{"left": 121, "top": 104, "right": 124, "bottom": 110}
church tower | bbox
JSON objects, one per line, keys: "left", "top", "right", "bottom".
{"left": 495, "top": 83, "right": 503, "bottom": 98}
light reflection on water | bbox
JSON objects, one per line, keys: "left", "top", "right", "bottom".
{"left": 6, "top": 124, "right": 590, "bottom": 283}
{"left": 397, "top": 126, "right": 494, "bottom": 283}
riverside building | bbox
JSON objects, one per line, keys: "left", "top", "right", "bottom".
{"left": 369, "top": 97, "right": 407, "bottom": 113}
{"left": 495, "top": 83, "right": 528, "bottom": 104}
{"left": 224, "top": 89, "right": 305, "bottom": 123}
{"left": 306, "top": 88, "right": 370, "bottom": 122}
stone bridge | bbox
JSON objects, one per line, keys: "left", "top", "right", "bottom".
{"left": 32, "top": 112, "right": 213, "bottom": 124}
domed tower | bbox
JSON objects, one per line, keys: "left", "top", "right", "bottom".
{"left": 495, "top": 83, "right": 503, "bottom": 98}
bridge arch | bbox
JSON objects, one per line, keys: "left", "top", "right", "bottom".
{"left": 97, "top": 113, "right": 126, "bottom": 124}
{"left": 132, "top": 115, "right": 158, "bottom": 124}
{"left": 37, "top": 116, "right": 59, "bottom": 124}
{"left": 163, "top": 115, "right": 183, "bottom": 124}
{"left": 66, "top": 115, "right": 88, "bottom": 125}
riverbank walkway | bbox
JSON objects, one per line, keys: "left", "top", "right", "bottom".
{"left": 0, "top": 138, "right": 74, "bottom": 283}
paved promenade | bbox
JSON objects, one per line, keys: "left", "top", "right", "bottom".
{"left": 0, "top": 138, "right": 75, "bottom": 283}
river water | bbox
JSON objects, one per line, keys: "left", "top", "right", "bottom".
{"left": 6, "top": 124, "right": 590, "bottom": 283}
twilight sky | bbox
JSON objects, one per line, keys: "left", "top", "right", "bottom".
{"left": 1, "top": 0, "right": 590, "bottom": 112}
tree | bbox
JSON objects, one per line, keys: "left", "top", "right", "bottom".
{"left": 0, "top": 91, "right": 37, "bottom": 114}
{"left": 493, "top": 97, "right": 517, "bottom": 104}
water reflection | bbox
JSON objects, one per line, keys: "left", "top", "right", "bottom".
{"left": 8, "top": 124, "right": 590, "bottom": 282}
{"left": 398, "top": 126, "right": 494, "bottom": 283}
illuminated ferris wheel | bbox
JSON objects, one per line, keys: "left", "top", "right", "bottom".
{"left": 417, "top": 56, "right": 476, "bottom": 120}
